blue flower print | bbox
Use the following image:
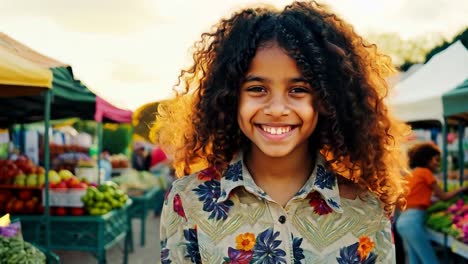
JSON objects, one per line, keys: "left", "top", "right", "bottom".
{"left": 291, "top": 234, "right": 305, "bottom": 264}
{"left": 314, "top": 165, "right": 336, "bottom": 190}
{"left": 225, "top": 161, "right": 243, "bottom": 182}
{"left": 295, "top": 189, "right": 306, "bottom": 196}
{"left": 160, "top": 239, "right": 172, "bottom": 264}
{"left": 361, "top": 252, "right": 377, "bottom": 264}
{"left": 336, "top": 238, "right": 377, "bottom": 264}
{"left": 327, "top": 198, "right": 340, "bottom": 209}
{"left": 184, "top": 228, "right": 201, "bottom": 264}
{"left": 194, "top": 180, "right": 220, "bottom": 201}
{"left": 203, "top": 197, "right": 234, "bottom": 220}
{"left": 193, "top": 180, "right": 234, "bottom": 221}
{"left": 251, "top": 228, "right": 287, "bottom": 264}
{"left": 336, "top": 242, "right": 360, "bottom": 264}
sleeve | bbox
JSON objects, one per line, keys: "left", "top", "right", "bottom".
{"left": 160, "top": 184, "right": 201, "bottom": 264}
{"left": 373, "top": 217, "right": 396, "bottom": 264}
{"left": 422, "top": 169, "right": 437, "bottom": 186}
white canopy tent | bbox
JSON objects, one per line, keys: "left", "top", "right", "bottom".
{"left": 389, "top": 41, "right": 468, "bottom": 123}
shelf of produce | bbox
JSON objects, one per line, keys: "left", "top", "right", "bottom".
{"left": 127, "top": 187, "right": 164, "bottom": 248}
{"left": 427, "top": 228, "right": 468, "bottom": 260}
{"left": 427, "top": 228, "right": 447, "bottom": 245}
{"left": 451, "top": 239, "right": 468, "bottom": 259}
{"left": 15, "top": 200, "right": 132, "bottom": 264}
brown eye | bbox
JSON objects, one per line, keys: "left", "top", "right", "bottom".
{"left": 246, "top": 86, "right": 266, "bottom": 93}
{"left": 290, "top": 87, "right": 309, "bottom": 94}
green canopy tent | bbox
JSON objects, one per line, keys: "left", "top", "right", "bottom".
{"left": 0, "top": 67, "right": 96, "bottom": 127}
{"left": 442, "top": 79, "right": 468, "bottom": 191}
{"left": 443, "top": 79, "right": 468, "bottom": 120}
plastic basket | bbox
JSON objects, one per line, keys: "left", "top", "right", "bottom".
{"left": 42, "top": 188, "right": 87, "bottom": 207}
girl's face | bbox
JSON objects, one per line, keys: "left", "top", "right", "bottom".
{"left": 237, "top": 42, "right": 319, "bottom": 159}
{"left": 428, "top": 154, "right": 441, "bottom": 173}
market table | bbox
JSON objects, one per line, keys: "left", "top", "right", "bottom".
{"left": 427, "top": 228, "right": 468, "bottom": 260}
{"left": 16, "top": 201, "right": 131, "bottom": 264}
{"left": 127, "top": 187, "right": 164, "bottom": 249}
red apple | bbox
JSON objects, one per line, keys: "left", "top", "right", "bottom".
{"left": 70, "top": 207, "right": 85, "bottom": 216}
{"left": 24, "top": 197, "right": 38, "bottom": 213}
{"left": 13, "top": 200, "right": 25, "bottom": 214}
{"left": 5, "top": 198, "right": 16, "bottom": 213}
{"left": 0, "top": 190, "right": 12, "bottom": 203}
{"left": 56, "top": 181, "right": 68, "bottom": 189}
{"left": 18, "top": 190, "right": 33, "bottom": 201}
{"left": 55, "top": 207, "right": 67, "bottom": 216}
{"left": 66, "top": 177, "right": 80, "bottom": 188}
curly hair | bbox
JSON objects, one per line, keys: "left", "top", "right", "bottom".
{"left": 408, "top": 142, "right": 440, "bottom": 169}
{"left": 153, "top": 1, "right": 409, "bottom": 214}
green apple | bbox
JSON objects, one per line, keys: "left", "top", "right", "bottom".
{"left": 14, "top": 174, "right": 26, "bottom": 186}
{"left": 38, "top": 174, "right": 45, "bottom": 186}
{"left": 48, "top": 170, "right": 61, "bottom": 184}
{"left": 58, "top": 169, "right": 73, "bottom": 180}
{"left": 26, "top": 174, "right": 38, "bottom": 187}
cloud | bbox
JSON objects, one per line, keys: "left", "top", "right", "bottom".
{"left": 0, "top": 0, "right": 164, "bottom": 34}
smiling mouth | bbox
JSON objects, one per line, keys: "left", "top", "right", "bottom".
{"left": 259, "top": 125, "right": 293, "bottom": 135}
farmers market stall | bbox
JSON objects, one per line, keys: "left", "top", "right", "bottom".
{"left": 390, "top": 41, "right": 468, "bottom": 261}
{"left": 0, "top": 33, "right": 132, "bottom": 263}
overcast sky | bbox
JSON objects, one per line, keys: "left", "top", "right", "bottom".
{"left": 1, "top": 0, "right": 467, "bottom": 110}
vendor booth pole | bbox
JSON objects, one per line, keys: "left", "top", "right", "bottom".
{"left": 458, "top": 121, "right": 465, "bottom": 189}
{"left": 97, "top": 121, "right": 103, "bottom": 185}
{"left": 43, "top": 89, "right": 52, "bottom": 258}
{"left": 443, "top": 119, "right": 449, "bottom": 192}
{"left": 442, "top": 118, "right": 450, "bottom": 263}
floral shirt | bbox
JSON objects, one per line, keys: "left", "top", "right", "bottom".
{"left": 160, "top": 154, "right": 395, "bottom": 264}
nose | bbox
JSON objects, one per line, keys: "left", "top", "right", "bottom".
{"left": 263, "top": 95, "right": 290, "bottom": 116}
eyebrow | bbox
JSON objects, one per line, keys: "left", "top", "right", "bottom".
{"left": 244, "top": 75, "right": 309, "bottom": 84}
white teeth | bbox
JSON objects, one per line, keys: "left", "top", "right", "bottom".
{"left": 261, "top": 125, "right": 291, "bottom": 135}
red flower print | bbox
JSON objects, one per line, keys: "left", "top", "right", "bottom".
{"left": 309, "top": 191, "right": 332, "bottom": 215}
{"left": 173, "top": 193, "right": 187, "bottom": 221}
{"left": 198, "top": 166, "right": 221, "bottom": 181}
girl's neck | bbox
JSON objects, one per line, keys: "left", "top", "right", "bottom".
{"left": 244, "top": 146, "right": 315, "bottom": 206}
{"left": 246, "top": 149, "right": 314, "bottom": 179}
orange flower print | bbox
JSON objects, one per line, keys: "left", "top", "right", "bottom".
{"left": 357, "top": 236, "right": 375, "bottom": 261}
{"left": 235, "top": 232, "right": 256, "bottom": 251}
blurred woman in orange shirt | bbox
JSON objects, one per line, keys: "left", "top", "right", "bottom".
{"left": 396, "top": 142, "right": 468, "bottom": 264}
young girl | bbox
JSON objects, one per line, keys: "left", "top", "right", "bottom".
{"left": 155, "top": 1, "right": 408, "bottom": 263}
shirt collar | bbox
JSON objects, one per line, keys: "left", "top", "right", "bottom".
{"left": 218, "top": 153, "right": 343, "bottom": 213}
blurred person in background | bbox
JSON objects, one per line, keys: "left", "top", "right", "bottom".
{"left": 99, "top": 148, "right": 112, "bottom": 181}
{"left": 132, "top": 143, "right": 149, "bottom": 171}
{"left": 396, "top": 142, "right": 468, "bottom": 264}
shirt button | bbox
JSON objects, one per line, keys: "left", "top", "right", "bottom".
{"left": 278, "top": 215, "right": 286, "bottom": 224}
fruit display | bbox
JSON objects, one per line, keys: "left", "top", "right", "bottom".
{"left": 81, "top": 181, "right": 129, "bottom": 215}
{"left": 109, "top": 154, "right": 130, "bottom": 169}
{"left": 0, "top": 189, "right": 43, "bottom": 215}
{"left": 427, "top": 195, "right": 468, "bottom": 243}
{"left": 112, "top": 169, "right": 166, "bottom": 194}
{"left": 0, "top": 156, "right": 43, "bottom": 186}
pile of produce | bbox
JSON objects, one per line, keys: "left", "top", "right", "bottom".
{"left": 81, "top": 182, "right": 128, "bottom": 215}
{"left": 0, "top": 214, "right": 46, "bottom": 264}
{"left": 112, "top": 169, "right": 168, "bottom": 194}
{"left": 0, "top": 235, "right": 46, "bottom": 264}
{"left": 426, "top": 196, "right": 468, "bottom": 242}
